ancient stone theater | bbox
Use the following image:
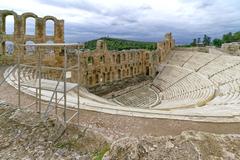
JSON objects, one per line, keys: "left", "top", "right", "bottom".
{"left": 1, "top": 10, "right": 240, "bottom": 124}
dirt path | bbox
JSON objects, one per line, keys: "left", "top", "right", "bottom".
{"left": 0, "top": 65, "right": 240, "bottom": 141}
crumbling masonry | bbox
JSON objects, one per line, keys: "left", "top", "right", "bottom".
{"left": 0, "top": 10, "right": 64, "bottom": 55}
{"left": 78, "top": 33, "right": 175, "bottom": 88}
{"left": 0, "top": 10, "right": 175, "bottom": 89}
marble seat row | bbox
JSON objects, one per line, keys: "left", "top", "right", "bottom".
{"left": 167, "top": 51, "right": 193, "bottom": 66}
{"left": 153, "top": 65, "right": 191, "bottom": 90}
{"left": 114, "top": 86, "right": 159, "bottom": 108}
{"left": 4, "top": 66, "right": 116, "bottom": 106}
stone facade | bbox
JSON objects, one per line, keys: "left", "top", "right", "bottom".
{"left": 0, "top": 10, "right": 175, "bottom": 89}
{"left": 78, "top": 33, "right": 175, "bottom": 88}
{"left": 0, "top": 10, "right": 64, "bottom": 55}
{"left": 221, "top": 42, "right": 240, "bottom": 56}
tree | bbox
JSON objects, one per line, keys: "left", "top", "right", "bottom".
{"left": 191, "top": 38, "right": 197, "bottom": 46}
{"left": 203, "top": 34, "right": 211, "bottom": 46}
{"left": 212, "top": 39, "right": 223, "bottom": 48}
{"left": 197, "top": 38, "right": 201, "bottom": 44}
{"left": 233, "top": 32, "right": 240, "bottom": 41}
{"left": 222, "top": 32, "right": 233, "bottom": 43}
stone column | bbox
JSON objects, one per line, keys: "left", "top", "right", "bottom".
{"left": 55, "top": 20, "right": 64, "bottom": 43}
{"left": 0, "top": 41, "right": 5, "bottom": 55}
{"left": 36, "top": 18, "right": 44, "bottom": 43}
{"left": 0, "top": 13, "right": 3, "bottom": 34}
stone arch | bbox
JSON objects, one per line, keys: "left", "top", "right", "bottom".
{"left": 24, "top": 40, "right": 35, "bottom": 55}
{"left": 107, "top": 72, "right": 110, "bottom": 81}
{"left": 21, "top": 12, "right": 38, "bottom": 35}
{"left": 4, "top": 41, "right": 14, "bottom": 55}
{"left": 100, "top": 55, "right": 105, "bottom": 63}
{"left": 122, "top": 54, "right": 126, "bottom": 61}
{"left": 146, "top": 53, "right": 149, "bottom": 60}
{"left": 43, "top": 16, "right": 57, "bottom": 36}
{"left": 95, "top": 74, "right": 99, "bottom": 84}
{"left": 116, "top": 54, "right": 121, "bottom": 64}
{"left": 146, "top": 66, "right": 150, "bottom": 76}
{"left": 138, "top": 64, "right": 141, "bottom": 73}
{"left": 118, "top": 69, "right": 121, "bottom": 79}
{"left": 130, "top": 67, "right": 133, "bottom": 77}
{"left": 4, "top": 15, "right": 14, "bottom": 35}
{"left": 102, "top": 72, "right": 106, "bottom": 83}
{"left": 88, "top": 56, "right": 94, "bottom": 64}
{"left": 130, "top": 52, "right": 133, "bottom": 60}
{"left": 0, "top": 10, "right": 18, "bottom": 34}
{"left": 45, "top": 20, "right": 54, "bottom": 36}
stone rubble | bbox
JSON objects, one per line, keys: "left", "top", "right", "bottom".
{"left": 108, "top": 131, "right": 240, "bottom": 160}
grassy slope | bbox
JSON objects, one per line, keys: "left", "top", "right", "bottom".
{"left": 84, "top": 37, "right": 157, "bottom": 51}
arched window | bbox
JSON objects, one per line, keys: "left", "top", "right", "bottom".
{"left": 25, "top": 17, "right": 36, "bottom": 35}
{"left": 118, "top": 69, "right": 121, "bottom": 79}
{"left": 100, "top": 55, "right": 105, "bottom": 63}
{"left": 146, "top": 53, "right": 149, "bottom": 60}
{"left": 46, "top": 20, "right": 54, "bottom": 36}
{"left": 130, "top": 53, "right": 133, "bottom": 60}
{"left": 102, "top": 73, "right": 106, "bottom": 83}
{"left": 107, "top": 72, "right": 110, "bottom": 81}
{"left": 130, "top": 67, "right": 133, "bottom": 76}
{"left": 88, "top": 57, "right": 94, "bottom": 64}
{"left": 5, "top": 15, "right": 14, "bottom": 34}
{"left": 25, "top": 41, "right": 35, "bottom": 55}
{"left": 5, "top": 41, "right": 14, "bottom": 55}
{"left": 116, "top": 54, "right": 121, "bottom": 64}
{"left": 95, "top": 74, "right": 99, "bottom": 84}
{"left": 122, "top": 54, "right": 126, "bottom": 61}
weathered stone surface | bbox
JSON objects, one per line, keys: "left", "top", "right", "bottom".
{"left": 0, "top": 102, "right": 109, "bottom": 160}
{"left": 0, "top": 9, "right": 64, "bottom": 55}
{"left": 222, "top": 42, "right": 240, "bottom": 56}
{"left": 108, "top": 131, "right": 240, "bottom": 160}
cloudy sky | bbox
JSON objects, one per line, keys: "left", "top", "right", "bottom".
{"left": 1, "top": 0, "right": 240, "bottom": 44}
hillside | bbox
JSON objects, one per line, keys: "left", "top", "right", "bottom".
{"left": 84, "top": 37, "right": 157, "bottom": 51}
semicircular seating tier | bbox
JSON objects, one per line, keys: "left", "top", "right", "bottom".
{"left": 166, "top": 50, "right": 240, "bottom": 108}
{"left": 152, "top": 65, "right": 215, "bottom": 110}
{"left": 3, "top": 50, "right": 240, "bottom": 122}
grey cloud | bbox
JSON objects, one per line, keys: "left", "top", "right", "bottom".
{"left": 36, "top": 0, "right": 240, "bottom": 44}
{"left": 139, "top": 5, "right": 152, "bottom": 10}
{"left": 37, "top": 0, "right": 101, "bottom": 13}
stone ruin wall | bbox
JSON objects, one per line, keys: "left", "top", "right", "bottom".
{"left": 0, "top": 10, "right": 64, "bottom": 55}
{"left": 0, "top": 10, "right": 175, "bottom": 90}
{"left": 76, "top": 33, "right": 175, "bottom": 88}
{"left": 221, "top": 42, "right": 240, "bottom": 56}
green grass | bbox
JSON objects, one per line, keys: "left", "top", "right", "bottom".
{"left": 92, "top": 144, "right": 110, "bottom": 160}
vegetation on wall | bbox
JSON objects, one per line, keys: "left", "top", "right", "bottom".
{"left": 84, "top": 37, "right": 157, "bottom": 51}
